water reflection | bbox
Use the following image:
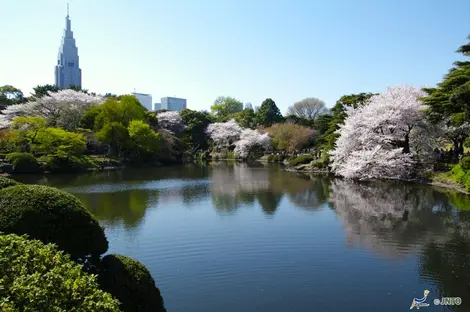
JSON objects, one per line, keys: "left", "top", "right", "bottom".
{"left": 209, "top": 162, "right": 330, "bottom": 215}
{"left": 328, "top": 179, "right": 470, "bottom": 311}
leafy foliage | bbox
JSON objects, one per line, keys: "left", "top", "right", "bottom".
{"left": 0, "top": 85, "right": 25, "bottom": 110}
{"left": 39, "top": 155, "right": 98, "bottom": 173}
{"left": 179, "top": 109, "right": 212, "bottom": 150}
{"left": 0, "top": 185, "right": 108, "bottom": 265}
{"left": 99, "top": 254, "right": 166, "bottom": 312}
{"left": 256, "top": 98, "right": 284, "bottom": 127}
{"left": 0, "top": 176, "right": 21, "bottom": 190}
{"left": 233, "top": 108, "right": 257, "bottom": 129}
{"left": 210, "top": 96, "right": 243, "bottom": 120}
{"left": 449, "top": 164, "right": 470, "bottom": 191}
{"left": 127, "top": 120, "right": 161, "bottom": 162}
{"left": 288, "top": 154, "right": 315, "bottom": 167}
{"left": 263, "top": 123, "right": 315, "bottom": 152}
{"left": 0, "top": 233, "right": 120, "bottom": 312}
{"left": 330, "top": 85, "right": 432, "bottom": 180}
{"left": 5, "top": 152, "right": 42, "bottom": 173}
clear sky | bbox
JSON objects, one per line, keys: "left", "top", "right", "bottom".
{"left": 1, "top": 0, "right": 469, "bottom": 112}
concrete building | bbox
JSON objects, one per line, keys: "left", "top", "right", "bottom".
{"left": 55, "top": 5, "right": 82, "bottom": 89}
{"left": 153, "top": 103, "right": 162, "bottom": 110}
{"left": 161, "top": 97, "right": 187, "bottom": 112}
{"left": 132, "top": 93, "right": 153, "bottom": 111}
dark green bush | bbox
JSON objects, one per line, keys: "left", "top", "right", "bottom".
{"left": 0, "top": 177, "right": 21, "bottom": 190}
{"left": 39, "top": 155, "right": 98, "bottom": 173}
{"left": 267, "top": 155, "right": 274, "bottom": 162}
{"left": 0, "top": 233, "right": 120, "bottom": 312}
{"left": 288, "top": 154, "right": 315, "bottom": 167}
{"left": 460, "top": 156, "right": 470, "bottom": 171}
{"left": 5, "top": 152, "right": 42, "bottom": 173}
{"left": 99, "top": 254, "right": 166, "bottom": 312}
{"left": 0, "top": 185, "right": 108, "bottom": 265}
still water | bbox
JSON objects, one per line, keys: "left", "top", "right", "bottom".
{"left": 13, "top": 162, "right": 470, "bottom": 312}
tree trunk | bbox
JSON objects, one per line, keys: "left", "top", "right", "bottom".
{"left": 403, "top": 134, "right": 410, "bottom": 154}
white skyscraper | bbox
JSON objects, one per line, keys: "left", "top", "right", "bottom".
{"left": 55, "top": 5, "right": 82, "bottom": 89}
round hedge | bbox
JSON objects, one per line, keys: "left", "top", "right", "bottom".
{"left": 0, "top": 176, "right": 21, "bottom": 190}
{"left": 99, "top": 254, "right": 166, "bottom": 312}
{"left": 0, "top": 233, "right": 120, "bottom": 312}
{"left": 5, "top": 152, "right": 42, "bottom": 173}
{"left": 0, "top": 185, "right": 108, "bottom": 262}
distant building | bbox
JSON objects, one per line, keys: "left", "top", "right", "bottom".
{"left": 254, "top": 106, "right": 260, "bottom": 112}
{"left": 244, "top": 102, "right": 253, "bottom": 110}
{"left": 161, "top": 97, "right": 187, "bottom": 112}
{"left": 132, "top": 93, "right": 152, "bottom": 111}
{"left": 55, "top": 5, "right": 81, "bottom": 89}
{"left": 153, "top": 103, "right": 162, "bottom": 111}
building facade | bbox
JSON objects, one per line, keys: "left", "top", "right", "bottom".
{"left": 55, "top": 6, "right": 82, "bottom": 89}
{"left": 153, "top": 103, "right": 162, "bottom": 110}
{"left": 161, "top": 97, "right": 187, "bottom": 112}
{"left": 132, "top": 93, "right": 153, "bottom": 111}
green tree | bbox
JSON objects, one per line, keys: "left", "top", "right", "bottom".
{"left": 10, "top": 116, "right": 46, "bottom": 152}
{"left": 94, "top": 95, "right": 147, "bottom": 130}
{"left": 210, "top": 96, "right": 243, "bottom": 120}
{"left": 96, "top": 122, "right": 130, "bottom": 156}
{"left": 233, "top": 108, "right": 257, "bottom": 128}
{"left": 128, "top": 120, "right": 161, "bottom": 161}
{"left": 31, "top": 84, "right": 60, "bottom": 99}
{"left": 256, "top": 98, "right": 284, "bottom": 127}
{"left": 0, "top": 85, "right": 26, "bottom": 110}
{"left": 422, "top": 35, "right": 470, "bottom": 152}
{"left": 0, "top": 234, "right": 120, "bottom": 312}
{"left": 179, "top": 109, "right": 213, "bottom": 150}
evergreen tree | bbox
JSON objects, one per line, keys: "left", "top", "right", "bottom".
{"left": 256, "top": 98, "right": 283, "bottom": 127}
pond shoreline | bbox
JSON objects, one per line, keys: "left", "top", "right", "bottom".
{"left": 285, "top": 167, "right": 470, "bottom": 196}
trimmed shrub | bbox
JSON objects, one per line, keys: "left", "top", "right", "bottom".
{"left": 0, "top": 177, "right": 21, "bottom": 190}
{"left": 0, "top": 233, "right": 120, "bottom": 312}
{"left": 39, "top": 155, "right": 98, "bottom": 173}
{"left": 288, "top": 154, "right": 315, "bottom": 167}
{"left": 99, "top": 254, "right": 166, "bottom": 312}
{"left": 5, "top": 152, "right": 42, "bottom": 173}
{"left": 460, "top": 156, "right": 470, "bottom": 171}
{"left": 0, "top": 185, "right": 108, "bottom": 265}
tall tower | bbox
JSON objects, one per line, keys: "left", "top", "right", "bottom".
{"left": 55, "top": 4, "right": 82, "bottom": 89}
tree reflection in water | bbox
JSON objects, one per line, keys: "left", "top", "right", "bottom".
{"left": 209, "top": 162, "right": 330, "bottom": 216}
{"left": 328, "top": 179, "right": 470, "bottom": 311}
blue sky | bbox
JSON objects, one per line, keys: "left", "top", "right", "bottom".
{"left": 1, "top": 0, "right": 469, "bottom": 112}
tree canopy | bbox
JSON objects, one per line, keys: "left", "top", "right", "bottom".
{"left": 210, "top": 96, "right": 243, "bottom": 120}
{"left": 256, "top": 98, "right": 283, "bottom": 127}
{"left": 287, "top": 97, "right": 328, "bottom": 121}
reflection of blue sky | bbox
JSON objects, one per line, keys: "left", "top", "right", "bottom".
{"left": 64, "top": 179, "right": 212, "bottom": 194}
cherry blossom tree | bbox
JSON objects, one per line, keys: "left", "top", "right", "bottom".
{"left": 206, "top": 119, "right": 271, "bottom": 158}
{"left": 156, "top": 111, "right": 184, "bottom": 134}
{"left": 0, "top": 89, "right": 103, "bottom": 131}
{"left": 329, "top": 85, "right": 433, "bottom": 180}
{"left": 234, "top": 128, "right": 271, "bottom": 158}
{"left": 205, "top": 119, "right": 242, "bottom": 148}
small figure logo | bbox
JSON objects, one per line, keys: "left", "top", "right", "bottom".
{"left": 410, "top": 290, "right": 430, "bottom": 309}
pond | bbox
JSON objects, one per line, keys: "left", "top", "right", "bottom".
{"left": 12, "top": 162, "right": 470, "bottom": 312}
